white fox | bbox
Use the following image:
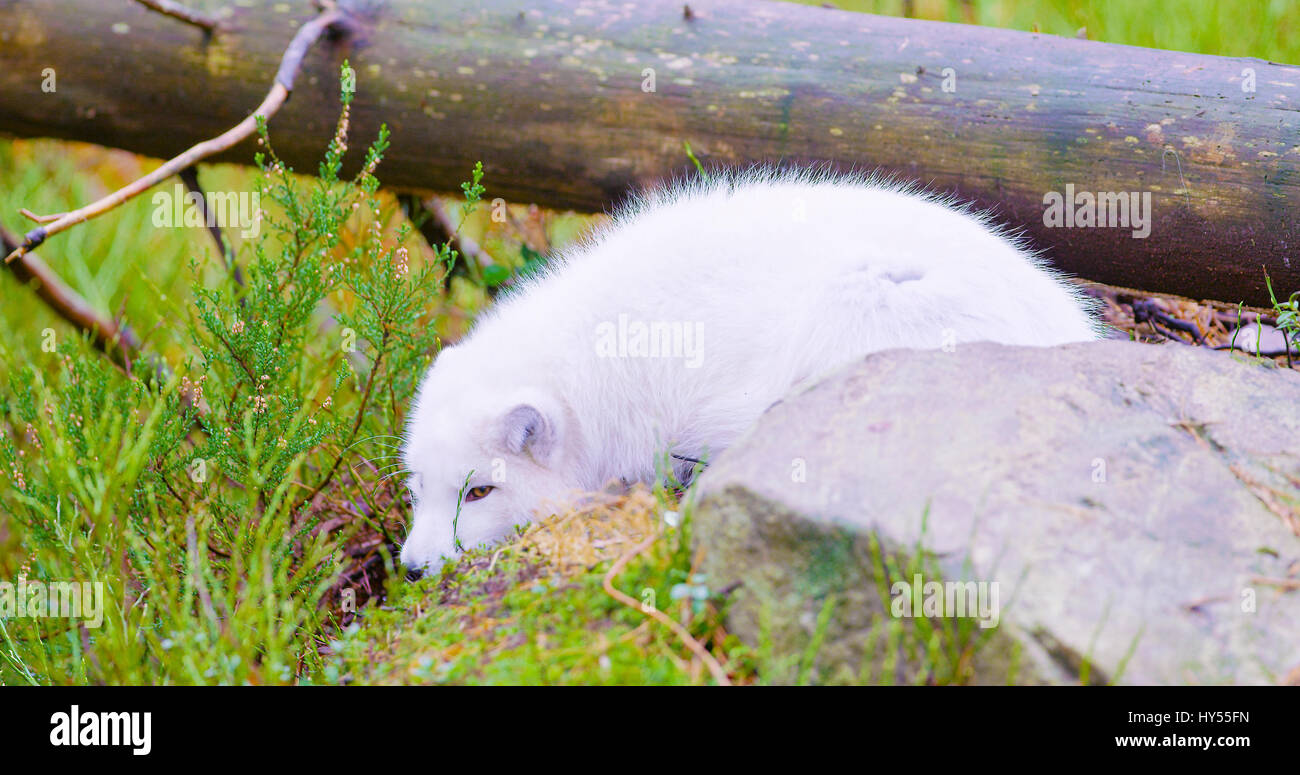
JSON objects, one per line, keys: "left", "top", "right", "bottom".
{"left": 399, "top": 169, "right": 1100, "bottom": 572}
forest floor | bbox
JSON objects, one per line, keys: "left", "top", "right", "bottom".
{"left": 324, "top": 280, "right": 1298, "bottom": 686}
{"left": 1084, "top": 282, "right": 1297, "bottom": 368}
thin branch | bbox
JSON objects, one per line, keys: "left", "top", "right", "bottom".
{"left": 2, "top": 232, "right": 207, "bottom": 419}
{"left": 400, "top": 193, "right": 503, "bottom": 297}
{"left": 1131, "top": 298, "right": 1206, "bottom": 345}
{"left": 5, "top": 81, "right": 285, "bottom": 262}
{"left": 1, "top": 225, "right": 143, "bottom": 370}
{"left": 178, "top": 165, "right": 245, "bottom": 287}
{"left": 400, "top": 194, "right": 497, "bottom": 274}
{"left": 423, "top": 196, "right": 496, "bottom": 273}
{"left": 293, "top": 332, "right": 389, "bottom": 515}
{"left": 4, "top": 7, "right": 351, "bottom": 265}
{"left": 1212, "top": 342, "right": 1298, "bottom": 358}
{"left": 1250, "top": 576, "right": 1300, "bottom": 591}
{"left": 132, "top": 0, "right": 223, "bottom": 33}
{"left": 602, "top": 528, "right": 733, "bottom": 686}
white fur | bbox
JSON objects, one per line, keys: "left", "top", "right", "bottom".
{"left": 399, "top": 169, "right": 1101, "bottom": 570}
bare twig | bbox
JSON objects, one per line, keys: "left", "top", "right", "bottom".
{"left": 1212, "top": 342, "right": 1298, "bottom": 358}
{"left": 399, "top": 193, "right": 497, "bottom": 286}
{"left": 292, "top": 330, "right": 389, "bottom": 516}
{"left": 4, "top": 7, "right": 351, "bottom": 265}
{"left": 602, "top": 527, "right": 733, "bottom": 686}
{"left": 178, "top": 165, "right": 245, "bottom": 287}
{"left": 132, "top": 0, "right": 223, "bottom": 33}
{"left": 1, "top": 225, "right": 143, "bottom": 369}
{"left": 1229, "top": 464, "right": 1300, "bottom": 537}
{"left": 1131, "top": 298, "right": 1206, "bottom": 345}
{"left": 1249, "top": 575, "right": 1300, "bottom": 591}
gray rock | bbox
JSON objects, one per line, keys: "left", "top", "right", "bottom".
{"left": 692, "top": 341, "right": 1300, "bottom": 685}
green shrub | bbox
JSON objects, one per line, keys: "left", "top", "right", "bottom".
{"left": 0, "top": 66, "right": 479, "bottom": 685}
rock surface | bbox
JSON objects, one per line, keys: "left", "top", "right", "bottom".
{"left": 692, "top": 340, "right": 1300, "bottom": 685}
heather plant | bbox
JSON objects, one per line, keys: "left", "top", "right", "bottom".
{"left": 0, "top": 65, "right": 478, "bottom": 684}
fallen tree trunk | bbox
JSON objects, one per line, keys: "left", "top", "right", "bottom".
{"left": 0, "top": 0, "right": 1297, "bottom": 306}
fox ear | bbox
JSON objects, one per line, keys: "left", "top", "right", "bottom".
{"left": 501, "top": 404, "right": 556, "bottom": 463}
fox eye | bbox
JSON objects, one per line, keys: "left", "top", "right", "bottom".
{"left": 464, "top": 485, "right": 494, "bottom": 502}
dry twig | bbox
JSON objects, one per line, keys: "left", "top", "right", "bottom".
{"left": 601, "top": 527, "right": 732, "bottom": 686}
{"left": 132, "top": 0, "right": 223, "bottom": 33}
{"left": 178, "top": 165, "right": 245, "bottom": 288}
{"left": 1249, "top": 575, "right": 1300, "bottom": 591}
{"left": 1, "top": 225, "right": 143, "bottom": 368}
{"left": 4, "top": 7, "right": 352, "bottom": 265}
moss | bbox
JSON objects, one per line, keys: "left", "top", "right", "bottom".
{"left": 696, "top": 487, "right": 1040, "bottom": 685}
{"left": 331, "top": 487, "right": 759, "bottom": 685}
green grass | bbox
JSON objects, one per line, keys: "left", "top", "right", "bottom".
{"left": 785, "top": 0, "right": 1300, "bottom": 63}
{"left": 0, "top": 142, "right": 203, "bottom": 362}
{"left": 329, "top": 489, "right": 758, "bottom": 686}
{"left": 326, "top": 490, "right": 1019, "bottom": 685}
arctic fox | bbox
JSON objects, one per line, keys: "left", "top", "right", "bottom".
{"left": 399, "top": 169, "right": 1099, "bottom": 571}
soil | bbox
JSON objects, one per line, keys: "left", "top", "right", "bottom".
{"left": 1081, "top": 281, "right": 1298, "bottom": 369}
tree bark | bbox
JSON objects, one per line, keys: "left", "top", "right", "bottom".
{"left": 0, "top": 0, "right": 1297, "bottom": 306}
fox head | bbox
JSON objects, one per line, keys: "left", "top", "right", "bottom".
{"left": 399, "top": 345, "right": 581, "bottom": 573}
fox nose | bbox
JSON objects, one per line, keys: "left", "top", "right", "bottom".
{"left": 404, "top": 566, "right": 424, "bottom": 582}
